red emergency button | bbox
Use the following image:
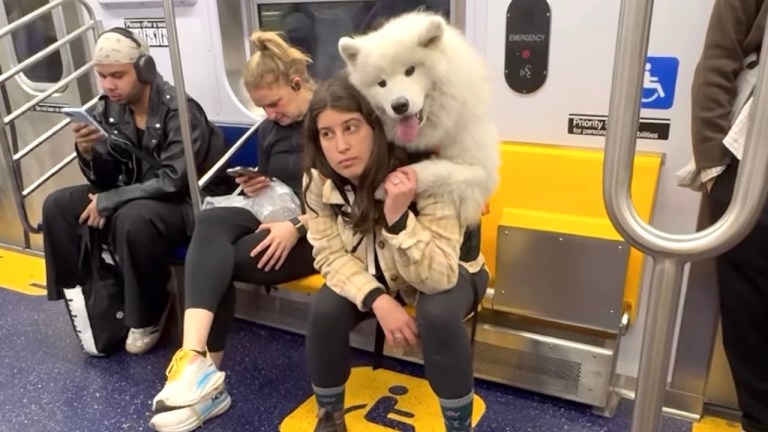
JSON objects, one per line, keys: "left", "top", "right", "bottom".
{"left": 521, "top": 49, "right": 531, "bottom": 59}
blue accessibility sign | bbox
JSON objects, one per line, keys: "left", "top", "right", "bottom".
{"left": 641, "top": 56, "right": 679, "bottom": 110}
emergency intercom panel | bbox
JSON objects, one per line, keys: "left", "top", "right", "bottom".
{"left": 504, "top": 0, "right": 551, "bottom": 94}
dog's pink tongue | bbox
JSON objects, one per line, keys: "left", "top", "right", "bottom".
{"left": 396, "top": 115, "right": 420, "bottom": 143}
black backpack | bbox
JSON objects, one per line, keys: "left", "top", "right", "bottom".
{"left": 62, "top": 225, "right": 128, "bottom": 356}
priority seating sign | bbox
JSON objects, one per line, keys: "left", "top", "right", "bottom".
{"left": 280, "top": 366, "right": 486, "bottom": 431}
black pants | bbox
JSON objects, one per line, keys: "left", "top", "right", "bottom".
{"left": 183, "top": 207, "right": 317, "bottom": 352}
{"left": 708, "top": 161, "right": 768, "bottom": 432}
{"left": 306, "top": 268, "right": 489, "bottom": 399}
{"left": 42, "top": 184, "right": 188, "bottom": 328}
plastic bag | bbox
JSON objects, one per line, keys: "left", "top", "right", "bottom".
{"left": 201, "top": 177, "right": 302, "bottom": 223}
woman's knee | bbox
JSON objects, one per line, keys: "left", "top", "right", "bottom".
{"left": 195, "top": 207, "right": 236, "bottom": 233}
{"left": 192, "top": 207, "right": 257, "bottom": 244}
{"left": 416, "top": 298, "right": 463, "bottom": 334}
{"left": 307, "top": 286, "right": 355, "bottom": 337}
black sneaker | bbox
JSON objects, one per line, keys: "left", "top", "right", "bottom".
{"left": 314, "top": 408, "right": 347, "bottom": 432}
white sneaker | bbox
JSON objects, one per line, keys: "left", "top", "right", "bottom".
{"left": 149, "top": 383, "right": 231, "bottom": 432}
{"left": 152, "top": 349, "right": 226, "bottom": 412}
{"left": 126, "top": 306, "right": 168, "bottom": 354}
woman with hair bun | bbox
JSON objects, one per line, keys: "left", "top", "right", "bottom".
{"left": 147, "top": 32, "right": 318, "bottom": 431}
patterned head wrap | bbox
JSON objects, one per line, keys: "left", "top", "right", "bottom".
{"left": 93, "top": 30, "right": 150, "bottom": 64}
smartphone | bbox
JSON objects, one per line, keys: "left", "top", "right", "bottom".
{"left": 61, "top": 107, "right": 107, "bottom": 136}
{"left": 226, "top": 166, "right": 265, "bottom": 178}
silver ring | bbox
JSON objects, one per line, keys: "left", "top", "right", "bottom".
{"left": 394, "top": 333, "right": 403, "bottom": 339}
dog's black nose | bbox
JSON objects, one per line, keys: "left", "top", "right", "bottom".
{"left": 391, "top": 97, "right": 410, "bottom": 115}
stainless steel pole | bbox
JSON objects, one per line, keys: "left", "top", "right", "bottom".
{"left": 603, "top": 0, "right": 768, "bottom": 431}
{"left": 604, "top": 0, "right": 768, "bottom": 259}
{"left": 162, "top": 0, "right": 201, "bottom": 214}
{"left": 629, "top": 257, "right": 685, "bottom": 432}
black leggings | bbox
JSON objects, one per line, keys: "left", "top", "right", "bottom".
{"left": 184, "top": 207, "right": 317, "bottom": 352}
{"left": 306, "top": 268, "right": 489, "bottom": 399}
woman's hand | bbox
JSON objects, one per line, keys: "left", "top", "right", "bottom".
{"left": 237, "top": 175, "right": 271, "bottom": 197}
{"left": 371, "top": 294, "right": 419, "bottom": 348}
{"left": 250, "top": 221, "right": 299, "bottom": 271}
{"left": 383, "top": 166, "right": 418, "bottom": 226}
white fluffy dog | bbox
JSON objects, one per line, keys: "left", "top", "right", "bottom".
{"left": 338, "top": 11, "right": 500, "bottom": 226}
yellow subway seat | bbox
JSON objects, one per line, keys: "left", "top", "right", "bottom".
{"left": 482, "top": 141, "right": 663, "bottom": 323}
{"left": 276, "top": 277, "right": 476, "bottom": 319}
{"left": 277, "top": 274, "right": 325, "bottom": 294}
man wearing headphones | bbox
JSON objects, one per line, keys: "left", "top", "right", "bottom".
{"left": 41, "top": 28, "right": 233, "bottom": 355}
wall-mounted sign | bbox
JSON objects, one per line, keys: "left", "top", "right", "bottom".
{"left": 567, "top": 114, "right": 671, "bottom": 141}
{"left": 504, "top": 0, "right": 551, "bottom": 94}
{"left": 124, "top": 18, "right": 169, "bottom": 48}
{"left": 33, "top": 102, "right": 69, "bottom": 113}
{"left": 641, "top": 56, "right": 680, "bottom": 110}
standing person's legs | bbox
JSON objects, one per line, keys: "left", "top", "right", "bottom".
{"left": 109, "top": 198, "right": 187, "bottom": 354}
{"left": 41, "top": 184, "right": 96, "bottom": 300}
{"left": 708, "top": 162, "right": 768, "bottom": 432}
{"left": 416, "top": 268, "right": 488, "bottom": 432}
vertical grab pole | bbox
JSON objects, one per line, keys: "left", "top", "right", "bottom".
{"left": 162, "top": 0, "right": 201, "bottom": 215}
{"left": 605, "top": 1, "right": 678, "bottom": 430}
{"left": 605, "top": 0, "right": 768, "bottom": 430}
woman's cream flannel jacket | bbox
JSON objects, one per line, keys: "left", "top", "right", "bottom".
{"left": 303, "top": 169, "right": 486, "bottom": 311}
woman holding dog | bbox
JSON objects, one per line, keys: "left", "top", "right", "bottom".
{"left": 303, "top": 72, "right": 489, "bottom": 432}
{"left": 148, "top": 32, "right": 318, "bottom": 430}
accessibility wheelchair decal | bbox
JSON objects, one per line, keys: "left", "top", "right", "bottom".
{"left": 641, "top": 56, "right": 679, "bottom": 110}
{"left": 280, "top": 366, "right": 486, "bottom": 431}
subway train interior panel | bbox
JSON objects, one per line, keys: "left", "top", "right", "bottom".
{"left": 0, "top": 0, "right": 759, "bottom": 430}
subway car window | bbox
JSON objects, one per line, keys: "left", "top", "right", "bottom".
{"left": 257, "top": 0, "right": 451, "bottom": 80}
{"left": 3, "top": 0, "right": 64, "bottom": 84}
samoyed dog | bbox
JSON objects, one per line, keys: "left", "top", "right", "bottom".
{"left": 338, "top": 11, "right": 499, "bottom": 226}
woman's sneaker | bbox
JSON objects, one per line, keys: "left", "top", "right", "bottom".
{"left": 152, "top": 349, "right": 226, "bottom": 412}
{"left": 149, "top": 383, "right": 231, "bottom": 432}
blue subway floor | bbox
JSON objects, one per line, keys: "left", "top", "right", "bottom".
{"left": 0, "top": 288, "right": 693, "bottom": 431}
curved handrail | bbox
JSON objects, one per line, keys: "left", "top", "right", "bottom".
{"left": 604, "top": 0, "right": 768, "bottom": 259}
{"left": 604, "top": 1, "right": 768, "bottom": 431}
{"left": 0, "top": 0, "right": 100, "bottom": 234}
{"left": 198, "top": 121, "right": 260, "bottom": 189}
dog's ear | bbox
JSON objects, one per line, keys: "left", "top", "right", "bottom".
{"left": 338, "top": 37, "right": 361, "bottom": 67}
{"left": 418, "top": 16, "right": 444, "bottom": 48}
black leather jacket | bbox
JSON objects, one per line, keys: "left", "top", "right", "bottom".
{"left": 76, "top": 74, "right": 234, "bottom": 233}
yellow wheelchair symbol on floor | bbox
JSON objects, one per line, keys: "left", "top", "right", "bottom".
{"left": 280, "top": 366, "right": 486, "bottom": 431}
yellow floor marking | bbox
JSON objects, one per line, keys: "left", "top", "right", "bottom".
{"left": 693, "top": 416, "right": 742, "bottom": 432}
{"left": 0, "top": 248, "right": 46, "bottom": 296}
{"left": 280, "top": 366, "right": 486, "bottom": 431}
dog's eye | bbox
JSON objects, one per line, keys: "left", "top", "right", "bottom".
{"left": 404, "top": 66, "right": 415, "bottom": 76}
{"left": 377, "top": 79, "right": 387, "bottom": 88}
